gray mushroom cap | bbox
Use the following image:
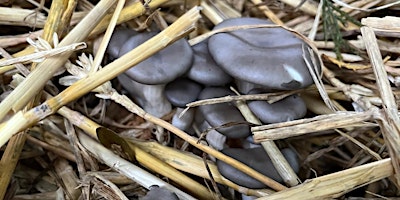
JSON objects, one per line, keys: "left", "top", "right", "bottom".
{"left": 208, "top": 17, "right": 320, "bottom": 90}
{"left": 217, "top": 147, "right": 299, "bottom": 189}
{"left": 107, "top": 28, "right": 136, "bottom": 60}
{"left": 198, "top": 87, "right": 250, "bottom": 138}
{"left": 119, "top": 31, "right": 193, "bottom": 85}
{"left": 164, "top": 78, "right": 202, "bottom": 107}
{"left": 141, "top": 185, "right": 178, "bottom": 200}
{"left": 187, "top": 41, "right": 232, "bottom": 86}
{"left": 247, "top": 89, "right": 307, "bottom": 124}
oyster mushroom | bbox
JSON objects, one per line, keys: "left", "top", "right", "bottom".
{"left": 116, "top": 31, "right": 193, "bottom": 117}
{"left": 247, "top": 89, "right": 307, "bottom": 124}
{"left": 106, "top": 28, "right": 137, "bottom": 61}
{"left": 208, "top": 17, "right": 320, "bottom": 90}
{"left": 164, "top": 78, "right": 202, "bottom": 131}
{"left": 141, "top": 185, "right": 178, "bottom": 200}
{"left": 187, "top": 40, "right": 232, "bottom": 86}
{"left": 198, "top": 87, "right": 250, "bottom": 138}
{"left": 217, "top": 147, "right": 299, "bottom": 189}
{"left": 197, "top": 120, "right": 227, "bottom": 150}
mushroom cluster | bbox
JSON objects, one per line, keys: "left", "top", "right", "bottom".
{"left": 107, "top": 17, "right": 320, "bottom": 189}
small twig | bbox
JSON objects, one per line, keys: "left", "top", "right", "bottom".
{"left": 182, "top": 91, "right": 299, "bottom": 117}
{"left": 252, "top": 110, "right": 377, "bottom": 142}
{"left": 335, "top": 129, "right": 382, "bottom": 161}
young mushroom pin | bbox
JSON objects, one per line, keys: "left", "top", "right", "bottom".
{"left": 164, "top": 78, "right": 202, "bottom": 131}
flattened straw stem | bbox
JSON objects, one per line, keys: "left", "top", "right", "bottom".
{"left": 258, "top": 158, "right": 393, "bottom": 200}
{"left": 361, "top": 24, "right": 400, "bottom": 186}
{"left": 252, "top": 110, "right": 377, "bottom": 142}
{"left": 200, "top": 1, "right": 224, "bottom": 24}
{"left": 0, "top": 0, "right": 117, "bottom": 121}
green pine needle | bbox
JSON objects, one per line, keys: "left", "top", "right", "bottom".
{"left": 321, "top": 0, "right": 361, "bottom": 60}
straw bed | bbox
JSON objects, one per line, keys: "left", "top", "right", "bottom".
{"left": 1, "top": 0, "right": 400, "bottom": 199}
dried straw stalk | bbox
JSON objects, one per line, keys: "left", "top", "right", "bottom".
{"left": 258, "top": 158, "right": 393, "bottom": 200}
{"left": 90, "top": 0, "right": 170, "bottom": 36}
{"left": 233, "top": 91, "right": 300, "bottom": 187}
{"left": 130, "top": 140, "right": 271, "bottom": 197}
{"left": 0, "top": 0, "right": 117, "bottom": 121}
{"left": 126, "top": 141, "right": 218, "bottom": 199}
{"left": 252, "top": 110, "right": 377, "bottom": 142}
{"left": 0, "top": 7, "right": 46, "bottom": 27}
{"left": 0, "top": 30, "right": 43, "bottom": 48}
{"left": 251, "top": 0, "right": 284, "bottom": 25}
{"left": 78, "top": 133, "right": 196, "bottom": 200}
{"left": 0, "top": 42, "right": 86, "bottom": 66}
{"left": 0, "top": 2, "right": 80, "bottom": 198}
{"left": 361, "top": 23, "right": 400, "bottom": 186}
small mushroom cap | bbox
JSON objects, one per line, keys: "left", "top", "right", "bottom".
{"left": 208, "top": 17, "right": 320, "bottom": 90}
{"left": 217, "top": 147, "right": 299, "bottom": 189}
{"left": 187, "top": 41, "right": 232, "bottom": 86}
{"left": 248, "top": 90, "right": 307, "bottom": 124}
{"left": 164, "top": 78, "right": 202, "bottom": 107}
{"left": 119, "top": 31, "right": 193, "bottom": 85}
{"left": 171, "top": 107, "right": 195, "bottom": 131}
{"left": 141, "top": 186, "right": 179, "bottom": 200}
{"left": 198, "top": 87, "right": 250, "bottom": 138}
{"left": 107, "top": 28, "right": 136, "bottom": 60}
{"left": 198, "top": 120, "right": 227, "bottom": 150}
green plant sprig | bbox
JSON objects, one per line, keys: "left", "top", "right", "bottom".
{"left": 322, "top": 0, "right": 361, "bottom": 60}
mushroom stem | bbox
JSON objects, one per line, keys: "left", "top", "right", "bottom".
{"left": 118, "top": 74, "right": 171, "bottom": 118}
